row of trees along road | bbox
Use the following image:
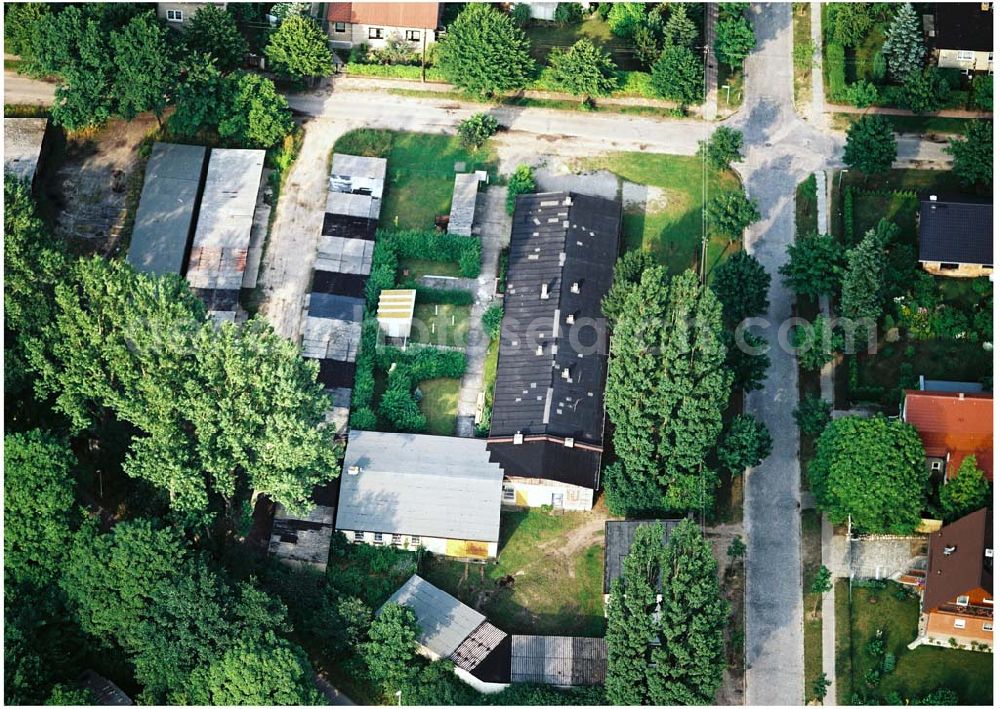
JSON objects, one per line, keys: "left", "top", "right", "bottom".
{"left": 4, "top": 3, "right": 334, "bottom": 144}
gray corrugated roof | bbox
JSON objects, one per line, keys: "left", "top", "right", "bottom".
{"left": 336, "top": 430, "right": 503, "bottom": 541}
{"left": 127, "top": 142, "right": 207, "bottom": 276}
{"left": 448, "top": 172, "right": 485, "bottom": 236}
{"left": 918, "top": 196, "right": 993, "bottom": 266}
{"left": 3, "top": 117, "right": 47, "bottom": 182}
{"left": 510, "top": 635, "right": 607, "bottom": 686}
{"left": 383, "top": 574, "right": 486, "bottom": 658}
{"left": 187, "top": 148, "right": 265, "bottom": 290}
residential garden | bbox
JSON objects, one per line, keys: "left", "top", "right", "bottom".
{"left": 822, "top": 2, "right": 993, "bottom": 113}
{"left": 835, "top": 580, "right": 993, "bottom": 705}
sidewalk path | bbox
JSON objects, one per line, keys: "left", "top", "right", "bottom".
{"left": 810, "top": 3, "right": 827, "bottom": 129}
{"left": 826, "top": 102, "right": 991, "bottom": 119}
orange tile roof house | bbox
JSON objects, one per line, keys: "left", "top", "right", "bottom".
{"left": 326, "top": 3, "right": 441, "bottom": 49}
{"left": 901, "top": 390, "right": 993, "bottom": 481}
{"left": 914, "top": 508, "right": 993, "bottom": 650}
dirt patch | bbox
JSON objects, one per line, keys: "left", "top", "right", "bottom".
{"left": 42, "top": 114, "right": 158, "bottom": 258}
{"left": 705, "top": 522, "right": 747, "bottom": 705}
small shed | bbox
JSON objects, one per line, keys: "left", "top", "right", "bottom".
{"left": 510, "top": 635, "right": 607, "bottom": 686}
{"left": 376, "top": 288, "right": 417, "bottom": 341}
{"left": 448, "top": 171, "right": 488, "bottom": 236}
{"left": 268, "top": 501, "right": 336, "bottom": 571}
{"left": 3, "top": 117, "right": 48, "bottom": 184}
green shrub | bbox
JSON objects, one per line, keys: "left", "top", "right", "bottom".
{"left": 846, "top": 80, "right": 878, "bottom": 108}
{"left": 350, "top": 406, "right": 377, "bottom": 430}
{"left": 481, "top": 304, "right": 503, "bottom": 339}
{"left": 457, "top": 112, "right": 500, "bottom": 149}
{"left": 554, "top": 2, "right": 583, "bottom": 25}
{"left": 801, "top": 173, "right": 817, "bottom": 204}
{"left": 413, "top": 287, "right": 475, "bottom": 306}
{"left": 842, "top": 187, "right": 855, "bottom": 243}
{"left": 510, "top": 3, "right": 531, "bottom": 27}
{"left": 376, "top": 347, "right": 467, "bottom": 380}
{"left": 344, "top": 62, "right": 446, "bottom": 81}
{"left": 972, "top": 75, "right": 992, "bottom": 110}
{"left": 379, "top": 229, "right": 482, "bottom": 278}
{"left": 825, "top": 42, "right": 847, "bottom": 101}
{"left": 334, "top": 128, "right": 394, "bottom": 158}
{"left": 506, "top": 164, "right": 536, "bottom": 214}
{"left": 793, "top": 395, "right": 832, "bottom": 436}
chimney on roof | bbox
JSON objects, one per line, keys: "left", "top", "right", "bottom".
{"left": 536, "top": 344, "right": 544, "bottom": 356}
{"left": 348, "top": 465, "right": 361, "bottom": 476}
{"left": 513, "top": 432, "right": 524, "bottom": 445}
{"left": 943, "top": 545, "right": 957, "bottom": 556}
{"left": 930, "top": 194, "right": 937, "bottom": 210}
{"left": 566, "top": 312, "right": 575, "bottom": 325}
{"left": 571, "top": 281, "right": 581, "bottom": 294}
{"left": 564, "top": 437, "right": 575, "bottom": 448}
{"left": 541, "top": 283, "right": 550, "bottom": 299}
{"left": 561, "top": 367, "right": 571, "bottom": 381}
{"left": 959, "top": 392, "right": 965, "bottom": 400}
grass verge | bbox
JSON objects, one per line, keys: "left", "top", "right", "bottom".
{"left": 792, "top": 3, "right": 812, "bottom": 114}
{"left": 830, "top": 113, "right": 979, "bottom": 136}
{"left": 420, "top": 508, "right": 607, "bottom": 636}
{"left": 802, "top": 509, "right": 823, "bottom": 701}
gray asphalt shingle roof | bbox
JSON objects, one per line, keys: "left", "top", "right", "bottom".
{"left": 126, "top": 142, "right": 207, "bottom": 276}
{"left": 383, "top": 574, "right": 487, "bottom": 658}
{"left": 918, "top": 195, "right": 993, "bottom": 266}
{"left": 336, "top": 431, "right": 503, "bottom": 541}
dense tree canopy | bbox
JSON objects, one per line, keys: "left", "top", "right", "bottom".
{"left": 3, "top": 430, "right": 78, "bottom": 587}
{"left": 841, "top": 219, "right": 896, "bottom": 322}
{"left": 109, "top": 11, "right": 174, "bottom": 122}
{"left": 698, "top": 126, "right": 744, "bottom": 170}
{"left": 715, "top": 14, "right": 756, "bottom": 66}
{"left": 218, "top": 71, "right": 295, "bottom": 148}
{"left": 363, "top": 603, "right": 419, "bottom": 696}
{"left": 436, "top": 4, "right": 535, "bottom": 96}
{"left": 708, "top": 191, "right": 761, "bottom": 241}
{"left": 606, "top": 520, "right": 728, "bottom": 704}
{"left": 31, "top": 257, "right": 339, "bottom": 517}
{"left": 602, "top": 250, "right": 657, "bottom": 325}
{"left": 717, "top": 414, "right": 773, "bottom": 474}
{"left": 185, "top": 5, "right": 248, "bottom": 73}
{"left": 844, "top": 115, "right": 897, "bottom": 174}
{"left": 808, "top": 416, "right": 927, "bottom": 533}
{"left": 828, "top": 2, "right": 874, "bottom": 47}
{"left": 265, "top": 14, "right": 334, "bottom": 80}
{"left": 605, "top": 268, "right": 732, "bottom": 515}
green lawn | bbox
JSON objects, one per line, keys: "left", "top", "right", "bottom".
{"left": 420, "top": 509, "right": 607, "bottom": 636}
{"left": 400, "top": 258, "right": 463, "bottom": 280}
{"left": 481, "top": 336, "right": 499, "bottom": 416}
{"left": 580, "top": 153, "right": 743, "bottom": 275}
{"left": 718, "top": 62, "right": 745, "bottom": 110}
{"left": 802, "top": 510, "right": 824, "bottom": 701}
{"left": 417, "top": 377, "right": 460, "bottom": 436}
{"left": 522, "top": 16, "right": 639, "bottom": 70}
{"left": 333, "top": 129, "right": 497, "bottom": 231}
{"left": 836, "top": 580, "right": 993, "bottom": 704}
{"left": 410, "top": 303, "right": 470, "bottom": 348}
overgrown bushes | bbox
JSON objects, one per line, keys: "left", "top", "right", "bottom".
{"left": 506, "top": 164, "right": 536, "bottom": 214}
{"left": 378, "top": 229, "right": 482, "bottom": 279}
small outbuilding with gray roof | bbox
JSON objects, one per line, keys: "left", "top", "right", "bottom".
{"left": 336, "top": 430, "right": 503, "bottom": 559}
{"left": 127, "top": 143, "right": 207, "bottom": 277}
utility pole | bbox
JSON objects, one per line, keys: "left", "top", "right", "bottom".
{"left": 421, "top": 30, "right": 427, "bottom": 83}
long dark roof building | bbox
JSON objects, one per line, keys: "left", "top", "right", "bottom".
{"left": 933, "top": 3, "right": 993, "bottom": 51}
{"left": 487, "top": 192, "right": 621, "bottom": 490}
{"left": 917, "top": 195, "right": 993, "bottom": 266}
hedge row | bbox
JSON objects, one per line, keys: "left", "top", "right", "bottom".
{"left": 412, "top": 286, "right": 475, "bottom": 305}
{"left": 343, "top": 62, "right": 446, "bottom": 82}
{"left": 374, "top": 346, "right": 467, "bottom": 380}
{"left": 349, "top": 317, "right": 381, "bottom": 430}
{"left": 842, "top": 186, "right": 854, "bottom": 245}
{"left": 375, "top": 228, "right": 481, "bottom": 279}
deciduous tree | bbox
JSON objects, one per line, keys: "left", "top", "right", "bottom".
{"left": 791, "top": 315, "right": 843, "bottom": 371}
{"left": 808, "top": 416, "right": 927, "bottom": 534}
{"left": 844, "top": 115, "right": 897, "bottom": 174}
{"left": 780, "top": 231, "right": 845, "bottom": 300}
{"left": 110, "top": 11, "right": 175, "bottom": 123}
{"left": 3, "top": 430, "right": 78, "bottom": 586}
{"left": 724, "top": 330, "right": 770, "bottom": 393}
{"left": 714, "top": 15, "right": 756, "bottom": 66}
{"left": 717, "top": 414, "right": 772, "bottom": 474}
{"left": 218, "top": 72, "right": 295, "bottom": 148}
{"left": 710, "top": 250, "right": 769, "bottom": 323}
{"left": 707, "top": 191, "right": 761, "bottom": 241}
{"left": 265, "top": 14, "right": 334, "bottom": 80}
{"left": 363, "top": 603, "right": 419, "bottom": 696}
{"left": 602, "top": 250, "right": 657, "bottom": 325}
{"left": 547, "top": 39, "right": 618, "bottom": 99}
{"left": 436, "top": 4, "right": 535, "bottom": 96}
{"left": 946, "top": 120, "right": 993, "bottom": 187}
{"left": 698, "top": 126, "right": 744, "bottom": 170}
{"left": 186, "top": 5, "right": 248, "bottom": 73}
{"left": 607, "top": 2, "right": 648, "bottom": 38}
{"left": 793, "top": 394, "right": 833, "bottom": 436}
{"left": 828, "top": 2, "right": 873, "bottom": 47}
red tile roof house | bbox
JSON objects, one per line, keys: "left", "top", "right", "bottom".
{"left": 326, "top": 3, "right": 441, "bottom": 50}
{"left": 901, "top": 389, "right": 993, "bottom": 482}
{"left": 909, "top": 508, "right": 993, "bottom": 651}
